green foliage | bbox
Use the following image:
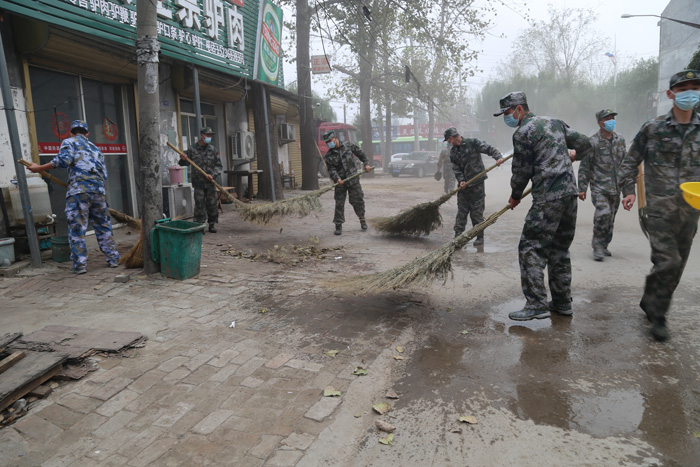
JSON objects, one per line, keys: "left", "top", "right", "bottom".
{"left": 688, "top": 45, "right": 700, "bottom": 70}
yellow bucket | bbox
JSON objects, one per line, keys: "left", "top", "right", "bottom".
{"left": 680, "top": 182, "right": 700, "bottom": 210}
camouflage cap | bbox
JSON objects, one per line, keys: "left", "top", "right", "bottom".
{"left": 596, "top": 109, "right": 617, "bottom": 121}
{"left": 200, "top": 126, "right": 215, "bottom": 134}
{"left": 669, "top": 69, "right": 700, "bottom": 89}
{"left": 70, "top": 120, "right": 88, "bottom": 132}
{"left": 443, "top": 127, "right": 458, "bottom": 141}
{"left": 322, "top": 130, "right": 336, "bottom": 142}
{"left": 493, "top": 91, "right": 527, "bottom": 116}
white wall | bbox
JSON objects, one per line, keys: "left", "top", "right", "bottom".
{"left": 657, "top": 0, "right": 700, "bottom": 116}
{"left": 0, "top": 88, "right": 32, "bottom": 186}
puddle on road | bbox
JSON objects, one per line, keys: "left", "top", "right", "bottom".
{"left": 489, "top": 298, "right": 555, "bottom": 333}
{"left": 569, "top": 388, "right": 644, "bottom": 437}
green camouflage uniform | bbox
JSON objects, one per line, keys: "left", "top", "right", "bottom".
{"left": 450, "top": 138, "right": 502, "bottom": 237}
{"left": 619, "top": 108, "right": 700, "bottom": 322}
{"left": 578, "top": 130, "right": 627, "bottom": 250}
{"left": 323, "top": 141, "right": 370, "bottom": 225}
{"left": 179, "top": 142, "right": 222, "bottom": 225}
{"left": 511, "top": 113, "right": 593, "bottom": 313}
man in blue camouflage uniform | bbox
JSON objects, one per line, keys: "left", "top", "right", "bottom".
{"left": 578, "top": 109, "right": 627, "bottom": 261}
{"left": 435, "top": 146, "right": 456, "bottom": 194}
{"left": 179, "top": 127, "right": 222, "bottom": 233}
{"left": 29, "top": 120, "right": 119, "bottom": 274}
{"left": 444, "top": 127, "right": 504, "bottom": 246}
{"left": 619, "top": 70, "right": 700, "bottom": 342}
{"left": 322, "top": 130, "right": 372, "bottom": 235}
{"left": 494, "top": 92, "right": 592, "bottom": 321}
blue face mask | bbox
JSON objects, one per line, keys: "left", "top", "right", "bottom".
{"left": 672, "top": 90, "right": 700, "bottom": 111}
{"left": 603, "top": 120, "right": 616, "bottom": 132}
{"left": 327, "top": 141, "right": 336, "bottom": 149}
{"left": 204, "top": 137, "right": 212, "bottom": 144}
{"left": 504, "top": 112, "right": 519, "bottom": 128}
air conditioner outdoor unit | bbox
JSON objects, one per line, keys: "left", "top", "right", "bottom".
{"left": 162, "top": 184, "right": 194, "bottom": 220}
{"left": 234, "top": 130, "right": 255, "bottom": 159}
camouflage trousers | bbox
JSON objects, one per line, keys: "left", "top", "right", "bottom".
{"left": 333, "top": 181, "right": 365, "bottom": 225}
{"left": 591, "top": 191, "right": 620, "bottom": 250}
{"left": 443, "top": 163, "right": 456, "bottom": 194}
{"left": 454, "top": 182, "right": 485, "bottom": 238}
{"left": 640, "top": 202, "right": 699, "bottom": 321}
{"left": 65, "top": 193, "right": 119, "bottom": 270}
{"left": 519, "top": 195, "right": 577, "bottom": 312}
{"left": 194, "top": 183, "right": 219, "bottom": 225}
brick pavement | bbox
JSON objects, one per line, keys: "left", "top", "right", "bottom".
{"left": 0, "top": 179, "right": 431, "bottom": 466}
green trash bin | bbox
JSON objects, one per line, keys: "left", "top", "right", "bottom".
{"left": 151, "top": 219, "right": 206, "bottom": 280}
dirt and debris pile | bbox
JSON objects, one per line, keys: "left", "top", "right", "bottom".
{"left": 221, "top": 237, "right": 343, "bottom": 265}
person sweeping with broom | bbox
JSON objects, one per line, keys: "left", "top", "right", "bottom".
{"left": 179, "top": 127, "right": 222, "bottom": 233}
{"left": 495, "top": 91, "right": 592, "bottom": 321}
{"left": 444, "top": 127, "right": 504, "bottom": 246}
{"left": 28, "top": 120, "right": 119, "bottom": 274}
{"left": 322, "top": 130, "right": 372, "bottom": 235}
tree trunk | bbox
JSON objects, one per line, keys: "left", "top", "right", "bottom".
{"left": 252, "top": 83, "right": 283, "bottom": 201}
{"left": 296, "top": 0, "right": 319, "bottom": 190}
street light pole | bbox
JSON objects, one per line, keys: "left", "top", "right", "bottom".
{"left": 621, "top": 14, "right": 700, "bottom": 30}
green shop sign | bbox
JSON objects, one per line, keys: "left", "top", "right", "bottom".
{"left": 254, "top": 0, "right": 283, "bottom": 86}
{"left": 0, "top": 0, "right": 262, "bottom": 78}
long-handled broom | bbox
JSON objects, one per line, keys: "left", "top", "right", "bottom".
{"left": 370, "top": 152, "right": 513, "bottom": 236}
{"left": 337, "top": 187, "right": 532, "bottom": 294}
{"left": 19, "top": 159, "right": 144, "bottom": 267}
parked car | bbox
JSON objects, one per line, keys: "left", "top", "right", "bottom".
{"left": 388, "top": 151, "right": 439, "bottom": 178}
{"left": 390, "top": 152, "right": 409, "bottom": 163}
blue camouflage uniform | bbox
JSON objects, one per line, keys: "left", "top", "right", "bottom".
{"left": 51, "top": 134, "right": 119, "bottom": 271}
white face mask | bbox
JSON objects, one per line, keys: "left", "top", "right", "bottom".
{"left": 204, "top": 137, "right": 212, "bottom": 144}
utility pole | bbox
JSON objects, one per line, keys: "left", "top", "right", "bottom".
{"left": 136, "top": 0, "right": 162, "bottom": 274}
{"left": 0, "top": 32, "right": 41, "bottom": 267}
{"left": 297, "top": 0, "right": 318, "bottom": 190}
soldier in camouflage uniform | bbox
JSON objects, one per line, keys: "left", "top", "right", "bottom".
{"left": 578, "top": 109, "right": 627, "bottom": 261}
{"left": 436, "top": 146, "right": 456, "bottom": 194}
{"left": 29, "top": 120, "right": 119, "bottom": 274}
{"left": 494, "top": 92, "right": 592, "bottom": 321}
{"left": 322, "top": 130, "right": 372, "bottom": 235}
{"left": 444, "top": 127, "right": 504, "bottom": 245}
{"left": 619, "top": 70, "right": 700, "bottom": 342}
{"left": 179, "top": 127, "right": 222, "bottom": 233}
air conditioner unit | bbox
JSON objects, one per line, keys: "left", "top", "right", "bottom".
{"left": 236, "top": 130, "right": 255, "bottom": 159}
{"left": 278, "top": 123, "right": 296, "bottom": 145}
{"left": 162, "top": 184, "right": 194, "bottom": 220}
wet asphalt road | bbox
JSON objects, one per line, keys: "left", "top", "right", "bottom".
{"left": 303, "top": 162, "right": 700, "bottom": 466}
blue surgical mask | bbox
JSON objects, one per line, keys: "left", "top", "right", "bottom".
{"left": 603, "top": 120, "right": 616, "bottom": 132}
{"left": 672, "top": 90, "right": 700, "bottom": 111}
{"left": 327, "top": 141, "right": 336, "bottom": 149}
{"left": 504, "top": 112, "right": 519, "bottom": 128}
{"left": 204, "top": 137, "right": 212, "bottom": 144}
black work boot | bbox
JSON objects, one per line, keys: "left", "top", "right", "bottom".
{"left": 651, "top": 317, "right": 668, "bottom": 342}
{"left": 334, "top": 224, "right": 342, "bottom": 236}
{"left": 473, "top": 236, "right": 484, "bottom": 247}
{"left": 209, "top": 224, "right": 217, "bottom": 233}
{"left": 360, "top": 218, "right": 368, "bottom": 231}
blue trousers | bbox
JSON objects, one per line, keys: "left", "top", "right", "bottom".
{"left": 65, "top": 193, "right": 119, "bottom": 270}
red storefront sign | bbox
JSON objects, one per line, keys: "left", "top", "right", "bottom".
{"left": 39, "top": 143, "right": 128, "bottom": 154}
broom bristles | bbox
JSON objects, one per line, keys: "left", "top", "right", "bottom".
{"left": 236, "top": 186, "right": 334, "bottom": 224}
{"left": 370, "top": 187, "right": 459, "bottom": 236}
{"left": 121, "top": 237, "right": 143, "bottom": 269}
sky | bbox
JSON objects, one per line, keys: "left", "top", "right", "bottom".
{"left": 281, "top": 0, "right": 667, "bottom": 124}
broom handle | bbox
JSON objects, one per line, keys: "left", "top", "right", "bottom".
{"left": 334, "top": 166, "right": 375, "bottom": 187}
{"left": 166, "top": 142, "right": 236, "bottom": 203}
{"left": 449, "top": 152, "right": 513, "bottom": 196}
{"left": 18, "top": 159, "right": 69, "bottom": 188}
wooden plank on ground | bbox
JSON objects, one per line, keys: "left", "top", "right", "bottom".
{"left": 0, "top": 352, "right": 25, "bottom": 375}
{"left": 0, "top": 332, "right": 22, "bottom": 350}
{"left": 0, "top": 351, "right": 67, "bottom": 412}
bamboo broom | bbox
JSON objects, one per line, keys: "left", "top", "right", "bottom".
{"left": 19, "top": 159, "right": 143, "bottom": 267}
{"left": 337, "top": 187, "right": 532, "bottom": 294}
{"left": 370, "top": 152, "right": 513, "bottom": 236}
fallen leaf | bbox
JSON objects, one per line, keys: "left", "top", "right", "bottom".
{"left": 323, "top": 386, "right": 341, "bottom": 397}
{"left": 386, "top": 389, "right": 399, "bottom": 399}
{"left": 259, "top": 308, "right": 268, "bottom": 314}
{"left": 450, "top": 426, "right": 463, "bottom": 434}
{"left": 393, "top": 355, "right": 404, "bottom": 360}
{"left": 325, "top": 350, "right": 339, "bottom": 357}
{"left": 373, "top": 402, "right": 391, "bottom": 415}
{"left": 354, "top": 413, "right": 362, "bottom": 418}
{"left": 395, "top": 345, "right": 404, "bottom": 353}
{"left": 375, "top": 420, "right": 396, "bottom": 433}
{"left": 461, "top": 330, "right": 469, "bottom": 335}
{"left": 94, "top": 284, "right": 104, "bottom": 290}
{"left": 352, "top": 367, "right": 368, "bottom": 376}
{"left": 49, "top": 382, "right": 59, "bottom": 389}
{"left": 693, "top": 431, "right": 700, "bottom": 439}
{"left": 378, "top": 433, "right": 394, "bottom": 445}
{"left": 446, "top": 307, "right": 452, "bottom": 312}
{"left": 459, "top": 415, "right": 478, "bottom": 424}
